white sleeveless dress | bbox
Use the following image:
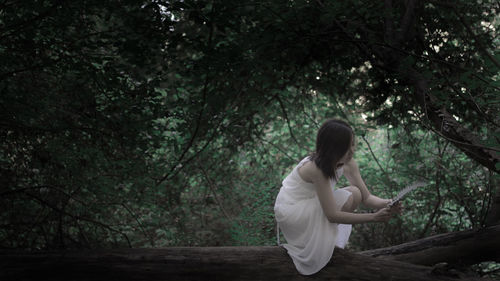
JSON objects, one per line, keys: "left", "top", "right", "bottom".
{"left": 274, "top": 157, "right": 353, "bottom": 275}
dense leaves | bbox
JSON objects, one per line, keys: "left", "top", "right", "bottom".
{"left": 1, "top": 3, "right": 498, "bottom": 279}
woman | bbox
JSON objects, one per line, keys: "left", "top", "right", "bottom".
{"left": 274, "top": 119, "right": 401, "bottom": 275}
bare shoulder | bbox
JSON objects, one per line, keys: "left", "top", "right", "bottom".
{"left": 298, "top": 160, "right": 326, "bottom": 184}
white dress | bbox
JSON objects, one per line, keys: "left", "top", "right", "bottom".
{"left": 274, "top": 157, "right": 353, "bottom": 275}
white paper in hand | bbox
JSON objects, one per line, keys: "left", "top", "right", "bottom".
{"left": 388, "top": 181, "right": 427, "bottom": 207}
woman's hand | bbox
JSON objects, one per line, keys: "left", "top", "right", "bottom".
{"left": 372, "top": 207, "right": 392, "bottom": 222}
{"left": 388, "top": 201, "right": 404, "bottom": 215}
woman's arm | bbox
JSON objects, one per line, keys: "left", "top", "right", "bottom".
{"left": 300, "top": 161, "right": 391, "bottom": 224}
{"left": 343, "top": 159, "right": 390, "bottom": 210}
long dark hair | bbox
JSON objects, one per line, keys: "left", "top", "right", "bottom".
{"left": 310, "top": 119, "right": 353, "bottom": 180}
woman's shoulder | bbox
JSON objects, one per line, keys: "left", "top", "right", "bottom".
{"left": 297, "top": 159, "right": 324, "bottom": 184}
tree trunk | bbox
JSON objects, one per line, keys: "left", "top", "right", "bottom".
{"left": 374, "top": 0, "right": 499, "bottom": 173}
{"left": 0, "top": 245, "right": 490, "bottom": 281}
{"left": 402, "top": 67, "right": 499, "bottom": 173}
{"left": 360, "top": 224, "right": 500, "bottom": 266}
{"left": 485, "top": 177, "right": 500, "bottom": 226}
{"left": 3, "top": 225, "right": 498, "bottom": 280}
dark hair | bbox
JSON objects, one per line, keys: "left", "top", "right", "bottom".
{"left": 310, "top": 119, "right": 353, "bottom": 180}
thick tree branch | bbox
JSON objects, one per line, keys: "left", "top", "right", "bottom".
{"left": 485, "top": 176, "right": 500, "bottom": 226}
{"left": 402, "top": 67, "right": 499, "bottom": 172}
{"left": 360, "top": 224, "right": 500, "bottom": 267}
{"left": 0, "top": 246, "right": 489, "bottom": 281}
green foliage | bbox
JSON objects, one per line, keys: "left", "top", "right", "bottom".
{"left": 0, "top": 1, "right": 498, "bottom": 277}
{"left": 346, "top": 125, "right": 494, "bottom": 250}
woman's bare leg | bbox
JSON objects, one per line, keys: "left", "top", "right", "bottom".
{"left": 340, "top": 185, "right": 362, "bottom": 212}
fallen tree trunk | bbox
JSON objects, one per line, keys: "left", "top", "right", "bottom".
{"left": 359, "top": 224, "right": 500, "bottom": 266}
{"left": 0, "top": 246, "right": 487, "bottom": 281}
{"left": 3, "top": 225, "right": 498, "bottom": 281}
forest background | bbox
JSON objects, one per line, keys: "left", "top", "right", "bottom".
{"left": 1, "top": 0, "right": 499, "bottom": 277}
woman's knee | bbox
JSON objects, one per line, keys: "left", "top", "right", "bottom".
{"left": 345, "top": 185, "right": 362, "bottom": 211}
{"left": 341, "top": 194, "right": 354, "bottom": 212}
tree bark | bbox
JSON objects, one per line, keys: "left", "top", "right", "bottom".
{"left": 377, "top": 0, "right": 499, "bottom": 173}
{"left": 0, "top": 244, "right": 491, "bottom": 281}
{"left": 485, "top": 177, "right": 500, "bottom": 226}
{"left": 360, "top": 224, "right": 500, "bottom": 266}
{"left": 402, "top": 67, "right": 499, "bottom": 173}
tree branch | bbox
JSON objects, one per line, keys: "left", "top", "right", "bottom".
{"left": 0, "top": 246, "right": 490, "bottom": 280}
{"left": 23, "top": 191, "right": 132, "bottom": 248}
{"left": 276, "top": 95, "right": 304, "bottom": 151}
{"left": 402, "top": 67, "right": 499, "bottom": 172}
{"left": 451, "top": 8, "right": 500, "bottom": 69}
{"left": 420, "top": 140, "right": 448, "bottom": 237}
{"left": 198, "top": 165, "right": 232, "bottom": 222}
{"left": 360, "top": 135, "right": 394, "bottom": 189}
{"left": 360, "top": 224, "right": 500, "bottom": 267}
